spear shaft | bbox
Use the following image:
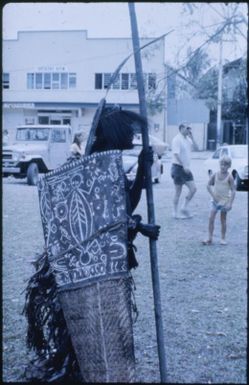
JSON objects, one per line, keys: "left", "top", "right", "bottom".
{"left": 128, "top": 3, "right": 167, "bottom": 382}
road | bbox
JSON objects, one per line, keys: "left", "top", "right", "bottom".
{"left": 2, "top": 153, "right": 247, "bottom": 383}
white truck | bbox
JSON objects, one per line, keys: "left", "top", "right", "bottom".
{"left": 2, "top": 124, "right": 73, "bottom": 185}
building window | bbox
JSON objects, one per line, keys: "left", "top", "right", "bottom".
{"left": 63, "top": 118, "right": 71, "bottom": 125}
{"left": 130, "top": 74, "right": 137, "bottom": 89}
{"left": 38, "top": 116, "right": 49, "bottom": 124}
{"left": 113, "top": 74, "right": 120, "bottom": 89}
{"left": 52, "top": 73, "right": 60, "bottom": 89}
{"left": 44, "top": 73, "right": 51, "bottom": 89}
{"left": 35, "top": 73, "right": 43, "bottom": 89}
{"left": 121, "top": 73, "right": 129, "bottom": 89}
{"left": 104, "top": 73, "right": 112, "bottom": 89}
{"left": 95, "top": 73, "right": 102, "bottom": 89}
{"left": 94, "top": 72, "right": 155, "bottom": 91}
{"left": 3, "top": 73, "right": 10, "bottom": 89}
{"left": 69, "top": 73, "right": 76, "bottom": 88}
{"left": 61, "top": 73, "right": 68, "bottom": 89}
{"left": 27, "top": 73, "right": 35, "bottom": 89}
{"left": 27, "top": 72, "right": 76, "bottom": 90}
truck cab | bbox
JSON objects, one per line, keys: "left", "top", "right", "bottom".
{"left": 2, "top": 124, "right": 72, "bottom": 185}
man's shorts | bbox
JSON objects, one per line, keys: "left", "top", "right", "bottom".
{"left": 171, "top": 163, "right": 194, "bottom": 185}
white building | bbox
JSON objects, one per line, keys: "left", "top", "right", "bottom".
{"left": 3, "top": 30, "right": 167, "bottom": 144}
{"left": 165, "top": 64, "right": 209, "bottom": 149}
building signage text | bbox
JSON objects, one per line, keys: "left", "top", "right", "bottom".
{"left": 3, "top": 103, "right": 35, "bottom": 109}
{"left": 37, "top": 66, "right": 68, "bottom": 72}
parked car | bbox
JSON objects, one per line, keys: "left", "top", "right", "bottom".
{"left": 133, "top": 134, "right": 169, "bottom": 157}
{"left": 204, "top": 144, "right": 248, "bottom": 191}
{"left": 2, "top": 125, "right": 72, "bottom": 185}
{"left": 122, "top": 135, "right": 168, "bottom": 183}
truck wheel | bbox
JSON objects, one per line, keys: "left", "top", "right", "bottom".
{"left": 27, "top": 163, "right": 39, "bottom": 186}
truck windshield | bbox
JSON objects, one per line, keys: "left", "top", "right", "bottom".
{"left": 16, "top": 128, "right": 49, "bottom": 141}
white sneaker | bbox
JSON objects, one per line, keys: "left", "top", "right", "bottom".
{"left": 178, "top": 214, "right": 192, "bottom": 219}
{"left": 220, "top": 239, "right": 227, "bottom": 245}
{"left": 180, "top": 208, "right": 193, "bottom": 218}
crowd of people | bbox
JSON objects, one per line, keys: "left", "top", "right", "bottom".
{"left": 69, "top": 121, "right": 237, "bottom": 248}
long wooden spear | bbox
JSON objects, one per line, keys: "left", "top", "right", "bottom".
{"left": 128, "top": 3, "right": 167, "bottom": 382}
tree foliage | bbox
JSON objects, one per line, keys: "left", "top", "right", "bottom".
{"left": 181, "top": 47, "right": 211, "bottom": 86}
{"left": 178, "top": 2, "right": 247, "bottom": 114}
{"left": 195, "top": 57, "right": 247, "bottom": 122}
{"left": 146, "top": 89, "right": 164, "bottom": 116}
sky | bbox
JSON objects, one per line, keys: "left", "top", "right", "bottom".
{"left": 2, "top": 2, "right": 248, "bottom": 68}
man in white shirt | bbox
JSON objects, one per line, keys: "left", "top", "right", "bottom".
{"left": 171, "top": 123, "right": 198, "bottom": 218}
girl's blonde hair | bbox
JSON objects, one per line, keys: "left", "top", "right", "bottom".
{"left": 220, "top": 155, "right": 232, "bottom": 167}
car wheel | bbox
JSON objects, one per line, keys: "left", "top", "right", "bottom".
{"left": 208, "top": 169, "right": 213, "bottom": 177}
{"left": 27, "top": 163, "right": 39, "bottom": 186}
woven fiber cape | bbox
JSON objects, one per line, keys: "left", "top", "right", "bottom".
{"left": 37, "top": 150, "right": 136, "bottom": 382}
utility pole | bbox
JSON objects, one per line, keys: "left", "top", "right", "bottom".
{"left": 246, "top": 2, "right": 249, "bottom": 145}
{"left": 128, "top": 3, "right": 167, "bottom": 382}
{"left": 216, "top": 35, "right": 223, "bottom": 148}
{"left": 163, "top": 65, "right": 168, "bottom": 143}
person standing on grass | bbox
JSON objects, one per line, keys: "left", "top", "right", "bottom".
{"left": 202, "top": 155, "right": 236, "bottom": 245}
{"left": 171, "top": 123, "right": 199, "bottom": 219}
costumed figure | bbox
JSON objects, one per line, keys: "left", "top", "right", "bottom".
{"left": 23, "top": 100, "right": 160, "bottom": 382}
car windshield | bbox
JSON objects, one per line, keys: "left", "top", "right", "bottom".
{"left": 230, "top": 146, "right": 248, "bottom": 159}
{"left": 16, "top": 127, "right": 49, "bottom": 141}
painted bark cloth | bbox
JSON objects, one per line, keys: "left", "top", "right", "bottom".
{"left": 23, "top": 150, "right": 137, "bottom": 382}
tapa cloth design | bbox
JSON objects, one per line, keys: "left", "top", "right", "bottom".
{"left": 37, "top": 150, "right": 129, "bottom": 291}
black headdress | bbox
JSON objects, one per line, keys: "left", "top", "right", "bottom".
{"left": 89, "top": 103, "right": 146, "bottom": 154}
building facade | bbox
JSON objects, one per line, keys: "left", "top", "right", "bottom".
{"left": 165, "top": 65, "right": 209, "bottom": 149}
{"left": 3, "top": 30, "right": 166, "bottom": 145}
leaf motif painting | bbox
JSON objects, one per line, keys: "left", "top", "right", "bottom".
{"left": 38, "top": 151, "right": 128, "bottom": 291}
{"left": 69, "top": 189, "right": 93, "bottom": 244}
